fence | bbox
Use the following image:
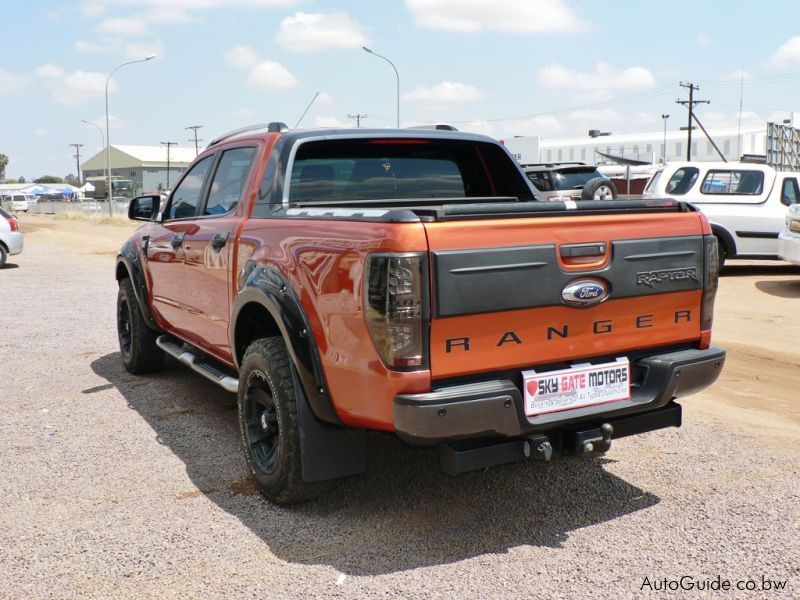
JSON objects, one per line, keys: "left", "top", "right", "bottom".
{"left": 25, "top": 200, "right": 131, "bottom": 216}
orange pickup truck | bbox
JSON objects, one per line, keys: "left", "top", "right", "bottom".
{"left": 116, "top": 124, "right": 725, "bottom": 503}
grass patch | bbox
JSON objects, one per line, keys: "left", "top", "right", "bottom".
{"left": 52, "top": 210, "right": 131, "bottom": 225}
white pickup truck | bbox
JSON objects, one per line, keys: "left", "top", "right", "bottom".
{"left": 642, "top": 161, "right": 800, "bottom": 268}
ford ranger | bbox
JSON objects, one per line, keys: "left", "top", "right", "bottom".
{"left": 116, "top": 124, "right": 726, "bottom": 503}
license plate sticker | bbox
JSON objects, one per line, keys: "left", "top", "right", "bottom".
{"left": 522, "top": 358, "right": 630, "bottom": 417}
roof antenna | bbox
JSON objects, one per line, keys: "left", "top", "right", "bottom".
{"left": 294, "top": 91, "right": 320, "bottom": 128}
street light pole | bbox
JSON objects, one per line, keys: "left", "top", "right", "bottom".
{"left": 105, "top": 55, "right": 156, "bottom": 215}
{"left": 661, "top": 114, "right": 670, "bottom": 163}
{"left": 362, "top": 46, "right": 399, "bottom": 128}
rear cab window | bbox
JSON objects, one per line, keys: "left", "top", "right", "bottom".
{"left": 286, "top": 138, "right": 534, "bottom": 205}
{"left": 781, "top": 177, "right": 800, "bottom": 206}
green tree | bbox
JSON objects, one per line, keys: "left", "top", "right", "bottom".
{"left": 34, "top": 175, "right": 64, "bottom": 184}
{"left": 0, "top": 153, "right": 8, "bottom": 182}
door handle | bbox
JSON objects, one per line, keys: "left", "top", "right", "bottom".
{"left": 171, "top": 231, "right": 186, "bottom": 250}
{"left": 211, "top": 230, "right": 230, "bottom": 252}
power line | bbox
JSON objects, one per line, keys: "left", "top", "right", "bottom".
{"left": 160, "top": 141, "right": 178, "bottom": 190}
{"left": 676, "top": 82, "right": 709, "bottom": 160}
{"left": 69, "top": 143, "right": 84, "bottom": 185}
{"left": 348, "top": 113, "right": 368, "bottom": 127}
{"left": 185, "top": 125, "right": 203, "bottom": 156}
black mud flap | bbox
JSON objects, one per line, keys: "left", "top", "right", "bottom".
{"left": 292, "top": 368, "right": 367, "bottom": 483}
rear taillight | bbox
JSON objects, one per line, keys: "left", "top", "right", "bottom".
{"left": 364, "top": 253, "right": 428, "bottom": 370}
{"left": 701, "top": 235, "right": 719, "bottom": 331}
{"left": 6, "top": 217, "right": 18, "bottom": 232}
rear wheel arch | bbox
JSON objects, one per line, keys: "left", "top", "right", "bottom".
{"left": 231, "top": 268, "right": 341, "bottom": 425}
{"left": 710, "top": 223, "right": 735, "bottom": 257}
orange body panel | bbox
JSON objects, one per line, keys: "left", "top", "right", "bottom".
{"left": 237, "top": 219, "right": 431, "bottom": 430}
{"left": 430, "top": 290, "right": 702, "bottom": 378}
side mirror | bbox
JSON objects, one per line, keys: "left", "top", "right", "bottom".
{"left": 128, "top": 195, "right": 161, "bottom": 221}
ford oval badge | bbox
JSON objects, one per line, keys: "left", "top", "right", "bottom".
{"left": 561, "top": 279, "right": 609, "bottom": 308}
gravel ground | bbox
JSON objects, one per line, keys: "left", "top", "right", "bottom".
{"left": 1, "top": 218, "right": 798, "bottom": 598}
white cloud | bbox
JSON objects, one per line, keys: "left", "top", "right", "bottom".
{"left": 768, "top": 36, "right": 800, "bottom": 69}
{"left": 537, "top": 62, "right": 655, "bottom": 91}
{"left": 246, "top": 61, "right": 299, "bottom": 91}
{"left": 276, "top": 11, "right": 368, "bottom": 52}
{"left": 123, "top": 40, "right": 163, "bottom": 60}
{"left": 0, "top": 69, "right": 28, "bottom": 95}
{"left": 568, "top": 108, "right": 622, "bottom": 123}
{"left": 75, "top": 39, "right": 116, "bottom": 53}
{"left": 314, "top": 116, "right": 349, "bottom": 128}
{"left": 58, "top": 71, "right": 117, "bottom": 104}
{"left": 225, "top": 45, "right": 260, "bottom": 70}
{"left": 403, "top": 81, "right": 485, "bottom": 105}
{"left": 225, "top": 45, "right": 300, "bottom": 91}
{"left": 97, "top": 17, "right": 149, "bottom": 36}
{"left": 697, "top": 34, "right": 712, "bottom": 46}
{"left": 500, "top": 116, "right": 562, "bottom": 137}
{"left": 696, "top": 110, "right": 763, "bottom": 129}
{"left": 232, "top": 108, "right": 255, "bottom": 118}
{"left": 458, "top": 120, "right": 496, "bottom": 137}
{"left": 315, "top": 92, "right": 334, "bottom": 108}
{"left": 35, "top": 64, "right": 66, "bottom": 79}
{"left": 406, "top": 0, "right": 588, "bottom": 33}
{"left": 34, "top": 128, "right": 47, "bottom": 137}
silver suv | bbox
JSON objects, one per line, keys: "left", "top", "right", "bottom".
{"left": 523, "top": 162, "right": 618, "bottom": 201}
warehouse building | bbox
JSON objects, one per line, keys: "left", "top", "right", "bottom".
{"left": 82, "top": 145, "right": 200, "bottom": 196}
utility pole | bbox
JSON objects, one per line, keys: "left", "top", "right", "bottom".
{"left": 185, "top": 125, "right": 203, "bottom": 156}
{"left": 676, "top": 82, "right": 709, "bottom": 160}
{"left": 69, "top": 143, "right": 84, "bottom": 185}
{"left": 348, "top": 113, "right": 368, "bottom": 128}
{"left": 160, "top": 141, "right": 177, "bottom": 190}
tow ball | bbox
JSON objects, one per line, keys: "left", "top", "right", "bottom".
{"left": 576, "top": 423, "right": 614, "bottom": 455}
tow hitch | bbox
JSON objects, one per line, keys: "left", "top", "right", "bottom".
{"left": 570, "top": 423, "right": 614, "bottom": 456}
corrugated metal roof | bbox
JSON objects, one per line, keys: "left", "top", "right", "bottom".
{"left": 113, "top": 145, "right": 200, "bottom": 164}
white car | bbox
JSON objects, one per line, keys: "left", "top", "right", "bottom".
{"left": 1, "top": 193, "right": 35, "bottom": 213}
{"left": 778, "top": 204, "right": 800, "bottom": 265}
{"left": 0, "top": 206, "right": 24, "bottom": 267}
{"left": 643, "top": 161, "right": 800, "bottom": 268}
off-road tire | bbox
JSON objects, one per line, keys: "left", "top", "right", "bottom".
{"left": 0, "top": 244, "right": 7, "bottom": 268}
{"left": 238, "top": 337, "right": 327, "bottom": 504}
{"left": 116, "top": 277, "right": 164, "bottom": 374}
{"left": 581, "top": 177, "right": 618, "bottom": 200}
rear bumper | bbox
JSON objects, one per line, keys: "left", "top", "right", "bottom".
{"left": 778, "top": 231, "right": 800, "bottom": 265}
{"left": 0, "top": 231, "right": 24, "bottom": 254}
{"left": 393, "top": 347, "right": 725, "bottom": 445}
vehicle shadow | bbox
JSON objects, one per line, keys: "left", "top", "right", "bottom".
{"left": 91, "top": 352, "right": 660, "bottom": 576}
{"left": 0, "top": 263, "right": 19, "bottom": 270}
{"left": 755, "top": 279, "right": 800, "bottom": 298}
{"left": 721, "top": 262, "right": 800, "bottom": 277}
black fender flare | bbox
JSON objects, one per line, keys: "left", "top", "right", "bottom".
{"left": 230, "top": 265, "right": 342, "bottom": 425}
{"left": 710, "top": 223, "right": 736, "bottom": 258}
{"left": 116, "top": 240, "right": 160, "bottom": 332}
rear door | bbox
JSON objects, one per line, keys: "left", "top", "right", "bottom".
{"left": 424, "top": 212, "right": 706, "bottom": 380}
{"left": 181, "top": 146, "right": 258, "bottom": 362}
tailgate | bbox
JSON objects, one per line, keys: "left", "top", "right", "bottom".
{"left": 424, "top": 211, "right": 707, "bottom": 379}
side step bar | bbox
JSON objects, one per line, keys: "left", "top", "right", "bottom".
{"left": 156, "top": 335, "right": 239, "bottom": 393}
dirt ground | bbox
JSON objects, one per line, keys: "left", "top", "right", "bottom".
{"left": 2, "top": 214, "right": 798, "bottom": 598}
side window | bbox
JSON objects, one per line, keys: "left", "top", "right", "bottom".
{"left": 204, "top": 147, "right": 257, "bottom": 216}
{"left": 167, "top": 155, "right": 214, "bottom": 219}
{"left": 665, "top": 167, "right": 699, "bottom": 195}
{"left": 781, "top": 178, "right": 800, "bottom": 206}
{"left": 701, "top": 170, "right": 764, "bottom": 195}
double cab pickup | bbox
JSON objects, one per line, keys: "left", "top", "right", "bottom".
{"left": 116, "top": 124, "right": 725, "bottom": 503}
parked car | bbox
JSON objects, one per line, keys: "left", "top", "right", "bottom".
{"left": 1, "top": 193, "right": 35, "bottom": 213}
{"left": 522, "top": 162, "right": 618, "bottom": 201}
{"left": 116, "top": 123, "right": 724, "bottom": 504}
{"left": 643, "top": 161, "right": 800, "bottom": 268}
{"left": 778, "top": 203, "right": 800, "bottom": 265}
{"left": 0, "top": 206, "right": 24, "bottom": 267}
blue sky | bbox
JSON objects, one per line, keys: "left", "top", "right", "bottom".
{"left": 4, "top": 0, "right": 800, "bottom": 179}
